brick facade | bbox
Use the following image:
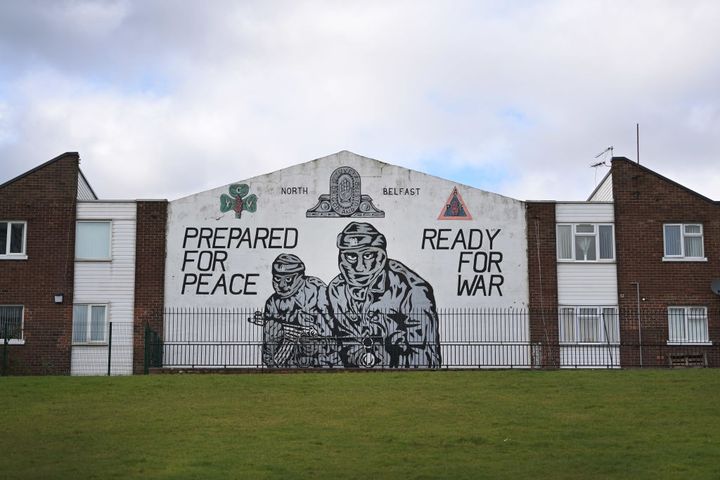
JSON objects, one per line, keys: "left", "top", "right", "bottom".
{"left": 0, "top": 153, "right": 79, "bottom": 375}
{"left": 4, "top": 152, "right": 719, "bottom": 373}
{"left": 612, "top": 157, "right": 720, "bottom": 366}
{"left": 526, "top": 201, "right": 560, "bottom": 367}
{"left": 132, "top": 200, "right": 168, "bottom": 374}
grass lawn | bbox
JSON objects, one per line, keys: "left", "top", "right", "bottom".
{"left": 1, "top": 370, "right": 719, "bottom": 479}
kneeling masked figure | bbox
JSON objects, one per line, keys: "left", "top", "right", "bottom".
{"left": 255, "top": 254, "right": 337, "bottom": 368}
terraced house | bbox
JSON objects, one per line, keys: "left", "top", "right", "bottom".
{"left": 1, "top": 151, "right": 718, "bottom": 374}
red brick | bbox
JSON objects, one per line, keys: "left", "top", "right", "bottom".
{"left": 0, "top": 153, "right": 79, "bottom": 375}
{"left": 132, "top": 200, "right": 167, "bottom": 374}
{"left": 613, "top": 157, "right": 720, "bottom": 366}
{"left": 526, "top": 202, "right": 560, "bottom": 367}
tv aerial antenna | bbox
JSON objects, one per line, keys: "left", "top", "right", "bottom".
{"left": 591, "top": 146, "right": 613, "bottom": 186}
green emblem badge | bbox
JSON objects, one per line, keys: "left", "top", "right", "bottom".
{"left": 220, "top": 184, "right": 258, "bottom": 218}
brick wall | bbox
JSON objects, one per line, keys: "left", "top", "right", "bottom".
{"left": 133, "top": 200, "right": 167, "bottom": 374}
{"left": 0, "top": 153, "right": 79, "bottom": 375}
{"left": 526, "top": 201, "right": 560, "bottom": 367}
{"left": 613, "top": 157, "right": 720, "bottom": 366}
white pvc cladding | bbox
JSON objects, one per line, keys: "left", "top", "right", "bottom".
{"left": 555, "top": 203, "right": 617, "bottom": 306}
{"left": 77, "top": 171, "right": 97, "bottom": 200}
{"left": 587, "top": 172, "right": 613, "bottom": 202}
{"left": 555, "top": 202, "right": 619, "bottom": 368}
{"left": 164, "top": 151, "right": 529, "bottom": 310}
{"left": 72, "top": 201, "right": 137, "bottom": 376}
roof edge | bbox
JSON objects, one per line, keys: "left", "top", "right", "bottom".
{"left": 586, "top": 169, "right": 612, "bottom": 201}
{"left": 612, "top": 156, "right": 719, "bottom": 205}
{"left": 78, "top": 167, "right": 98, "bottom": 199}
{"left": 0, "top": 152, "right": 80, "bottom": 190}
{"left": 170, "top": 150, "right": 525, "bottom": 204}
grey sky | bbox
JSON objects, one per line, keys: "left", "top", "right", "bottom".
{"left": 1, "top": 0, "right": 719, "bottom": 201}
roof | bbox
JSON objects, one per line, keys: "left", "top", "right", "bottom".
{"left": 586, "top": 169, "right": 612, "bottom": 201}
{"left": 0, "top": 152, "right": 80, "bottom": 190}
{"left": 612, "top": 156, "right": 719, "bottom": 205}
{"left": 78, "top": 168, "right": 98, "bottom": 199}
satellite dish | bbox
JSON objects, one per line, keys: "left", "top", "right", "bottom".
{"left": 711, "top": 279, "right": 720, "bottom": 296}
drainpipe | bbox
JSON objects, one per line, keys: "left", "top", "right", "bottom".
{"left": 631, "top": 282, "right": 643, "bottom": 367}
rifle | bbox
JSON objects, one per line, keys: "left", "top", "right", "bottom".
{"left": 248, "top": 311, "right": 318, "bottom": 366}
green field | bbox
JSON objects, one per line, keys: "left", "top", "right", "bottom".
{"left": 1, "top": 370, "right": 719, "bottom": 479}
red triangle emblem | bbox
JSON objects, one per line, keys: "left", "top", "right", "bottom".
{"left": 438, "top": 187, "right": 472, "bottom": 220}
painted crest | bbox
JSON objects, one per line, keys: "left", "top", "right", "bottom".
{"left": 220, "top": 183, "right": 258, "bottom": 218}
{"left": 330, "top": 167, "right": 362, "bottom": 216}
{"left": 438, "top": 187, "right": 472, "bottom": 220}
{"left": 307, "top": 166, "right": 384, "bottom": 218}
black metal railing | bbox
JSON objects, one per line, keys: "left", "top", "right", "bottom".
{"left": 1, "top": 320, "right": 134, "bottom": 376}
{"left": 1, "top": 315, "right": 23, "bottom": 376}
{"left": 144, "top": 323, "right": 163, "bottom": 374}
{"left": 149, "top": 307, "right": 720, "bottom": 370}
{"left": 69, "top": 322, "right": 135, "bottom": 376}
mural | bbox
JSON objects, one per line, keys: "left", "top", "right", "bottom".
{"left": 163, "top": 151, "right": 530, "bottom": 370}
{"left": 438, "top": 187, "right": 472, "bottom": 220}
{"left": 329, "top": 222, "right": 441, "bottom": 368}
{"left": 249, "top": 254, "right": 336, "bottom": 367}
{"left": 306, "top": 166, "right": 384, "bottom": 218}
{"left": 220, "top": 183, "right": 258, "bottom": 218}
{"left": 253, "top": 222, "right": 441, "bottom": 368}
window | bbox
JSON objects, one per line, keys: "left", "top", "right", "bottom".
{"left": 0, "top": 221, "right": 27, "bottom": 258}
{"left": 664, "top": 224, "right": 704, "bottom": 260}
{"left": 668, "top": 307, "right": 709, "bottom": 344}
{"left": 0, "top": 305, "right": 23, "bottom": 341}
{"left": 559, "top": 306, "right": 619, "bottom": 343}
{"left": 557, "top": 224, "right": 614, "bottom": 261}
{"left": 72, "top": 304, "right": 108, "bottom": 344}
{"left": 75, "top": 221, "right": 111, "bottom": 260}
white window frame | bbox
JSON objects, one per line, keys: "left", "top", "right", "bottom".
{"left": 0, "top": 305, "right": 25, "bottom": 344}
{"left": 663, "top": 223, "right": 706, "bottom": 261}
{"left": 75, "top": 220, "right": 112, "bottom": 261}
{"left": 667, "top": 306, "right": 710, "bottom": 345}
{"left": 72, "top": 304, "right": 109, "bottom": 345}
{"left": 0, "top": 221, "right": 28, "bottom": 260}
{"left": 559, "top": 306, "right": 619, "bottom": 344}
{"left": 556, "top": 223, "right": 615, "bottom": 262}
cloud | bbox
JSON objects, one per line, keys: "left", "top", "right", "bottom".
{"left": 1, "top": 0, "right": 719, "bottom": 201}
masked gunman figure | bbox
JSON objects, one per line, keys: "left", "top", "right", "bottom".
{"left": 327, "top": 222, "right": 441, "bottom": 368}
{"left": 254, "top": 254, "right": 336, "bottom": 368}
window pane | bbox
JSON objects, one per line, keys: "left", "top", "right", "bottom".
{"left": 575, "top": 236, "right": 596, "bottom": 261}
{"left": 0, "top": 222, "right": 6, "bottom": 255}
{"left": 684, "top": 224, "right": 701, "bottom": 234}
{"left": 76, "top": 222, "right": 111, "bottom": 260}
{"left": 668, "top": 308, "right": 685, "bottom": 342}
{"left": 664, "top": 225, "right": 681, "bottom": 256}
{"left": 90, "top": 306, "right": 106, "bottom": 342}
{"left": 687, "top": 308, "right": 708, "bottom": 342}
{"left": 73, "top": 305, "right": 88, "bottom": 343}
{"left": 557, "top": 225, "right": 572, "bottom": 259}
{"left": 599, "top": 225, "right": 614, "bottom": 259}
{"left": 602, "top": 308, "right": 619, "bottom": 343}
{"left": 576, "top": 224, "right": 595, "bottom": 233}
{"left": 578, "top": 308, "right": 600, "bottom": 342}
{"left": 10, "top": 223, "right": 24, "bottom": 253}
{"left": 559, "top": 308, "right": 575, "bottom": 342}
{"left": 684, "top": 236, "right": 703, "bottom": 258}
{"left": 0, "top": 306, "right": 23, "bottom": 339}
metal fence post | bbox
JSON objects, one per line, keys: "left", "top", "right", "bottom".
{"left": 144, "top": 323, "right": 150, "bottom": 375}
{"left": 632, "top": 282, "right": 643, "bottom": 368}
{"left": 2, "top": 322, "right": 8, "bottom": 376}
{"left": 107, "top": 322, "right": 113, "bottom": 376}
